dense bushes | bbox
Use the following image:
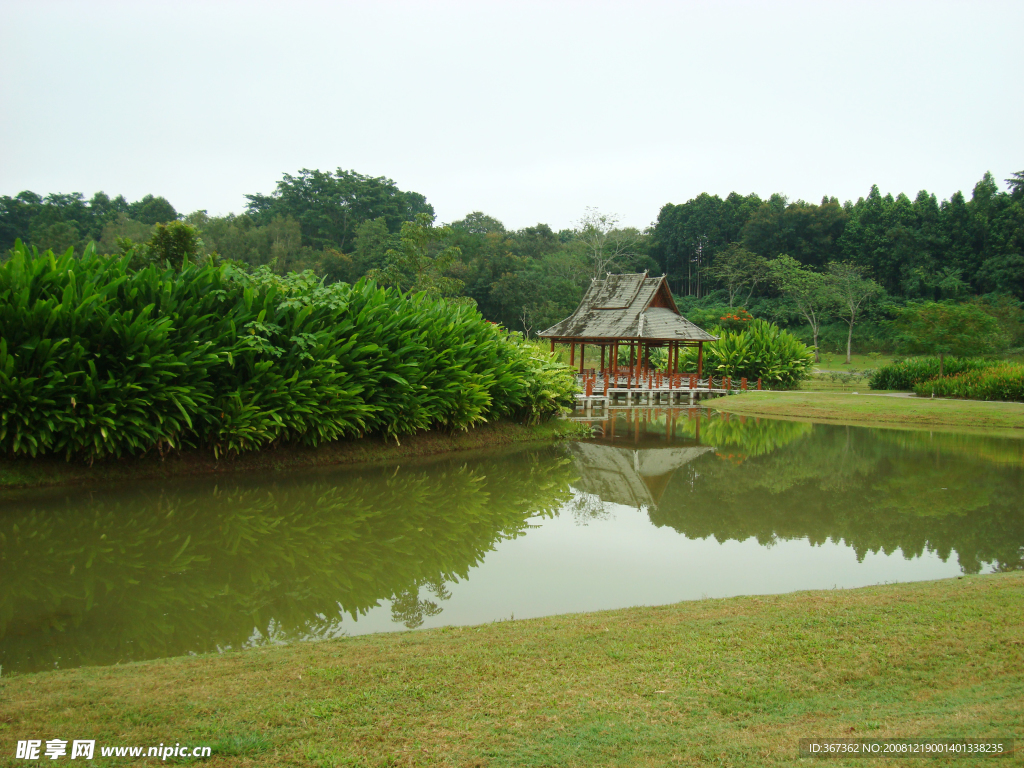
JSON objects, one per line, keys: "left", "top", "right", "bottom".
{"left": 0, "top": 243, "right": 577, "bottom": 461}
{"left": 868, "top": 357, "right": 995, "bottom": 390}
{"left": 913, "top": 363, "right": 1024, "bottom": 402}
{"left": 675, "top": 320, "right": 814, "bottom": 388}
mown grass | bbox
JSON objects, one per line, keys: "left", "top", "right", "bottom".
{"left": 798, "top": 373, "right": 878, "bottom": 393}
{"left": 0, "top": 419, "right": 592, "bottom": 490}
{"left": 812, "top": 353, "right": 897, "bottom": 371}
{"left": 0, "top": 574, "right": 1021, "bottom": 767}
{"left": 712, "top": 391, "right": 1024, "bottom": 434}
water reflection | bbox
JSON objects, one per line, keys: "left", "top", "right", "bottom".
{"left": 1, "top": 410, "right": 1021, "bottom": 674}
{"left": 0, "top": 450, "right": 575, "bottom": 673}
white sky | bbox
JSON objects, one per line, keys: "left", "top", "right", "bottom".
{"left": 2, "top": 0, "right": 1021, "bottom": 231}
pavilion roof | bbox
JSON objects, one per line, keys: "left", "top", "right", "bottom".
{"left": 569, "top": 442, "right": 715, "bottom": 509}
{"left": 537, "top": 273, "right": 716, "bottom": 342}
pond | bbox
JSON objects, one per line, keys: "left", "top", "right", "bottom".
{"left": 1, "top": 408, "right": 1021, "bottom": 674}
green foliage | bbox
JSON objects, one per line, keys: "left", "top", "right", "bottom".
{"left": 244, "top": 168, "right": 433, "bottom": 252}
{"left": 868, "top": 357, "right": 996, "bottom": 390}
{"left": 367, "top": 213, "right": 465, "bottom": 298}
{"left": 913, "top": 363, "right": 1024, "bottom": 402}
{"left": 706, "top": 243, "right": 769, "bottom": 307}
{"left": 689, "top": 414, "right": 812, "bottom": 458}
{"left": 652, "top": 173, "right": 1024, "bottom": 304}
{"left": 893, "top": 301, "right": 1004, "bottom": 367}
{"left": 144, "top": 221, "right": 203, "bottom": 269}
{"left": 676, "top": 320, "right": 814, "bottom": 387}
{"left": 0, "top": 242, "right": 577, "bottom": 462}
{"left": 0, "top": 449, "right": 577, "bottom": 672}
{"left": 130, "top": 194, "right": 178, "bottom": 225}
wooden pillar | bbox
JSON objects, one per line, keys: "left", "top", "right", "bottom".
{"left": 697, "top": 341, "right": 704, "bottom": 379}
{"left": 579, "top": 342, "right": 585, "bottom": 374}
{"left": 600, "top": 344, "right": 606, "bottom": 373}
{"left": 569, "top": 342, "right": 575, "bottom": 367}
{"left": 550, "top": 338, "right": 555, "bottom": 353}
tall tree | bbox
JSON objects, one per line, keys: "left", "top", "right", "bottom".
{"left": 368, "top": 214, "right": 465, "bottom": 299}
{"left": 769, "top": 255, "right": 836, "bottom": 362}
{"left": 894, "top": 302, "right": 1003, "bottom": 377}
{"left": 827, "top": 261, "right": 884, "bottom": 363}
{"left": 245, "top": 169, "right": 433, "bottom": 252}
{"left": 706, "top": 243, "right": 769, "bottom": 307}
{"left": 576, "top": 207, "right": 641, "bottom": 280}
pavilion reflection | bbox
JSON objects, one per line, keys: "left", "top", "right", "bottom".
{"left": 569, "top": 408, "right": 714, "bottom": 510}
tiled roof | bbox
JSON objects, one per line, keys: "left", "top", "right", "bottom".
{"left": 538, "top": 273, "right": 717, "bottom": 341}
{"left": 569, "top": 442, "right": 715, "bottom": 509}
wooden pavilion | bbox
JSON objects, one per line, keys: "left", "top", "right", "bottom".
{"left": 538, "top": 272, "right": 717, "bottom": 382}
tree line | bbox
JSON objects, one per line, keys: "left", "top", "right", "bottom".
{"left": 3, "top": 167, "right": 1021, "bottom": 356}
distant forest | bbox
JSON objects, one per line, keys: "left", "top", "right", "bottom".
{"left": 2, "top": 168, "right": 1022, "bottom": 353}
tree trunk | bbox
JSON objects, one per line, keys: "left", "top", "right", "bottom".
{"left": 845, "top": 321, "right": 853, "bottom": 364}
{"left": 812, "top": 324, "right": 820, "bottom": 363}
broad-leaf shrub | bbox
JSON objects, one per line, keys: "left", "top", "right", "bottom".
{"left": 913, "top": 363, "right": 1024, "bottom": 402}
{"left": 868, "top": 357, "right": 995, "bottom": 390}
{"left": 0, "top": 243, "right": 577, "bottom": 460}
{"left": 674, "top": 320, "right": 813, "bottom": 388}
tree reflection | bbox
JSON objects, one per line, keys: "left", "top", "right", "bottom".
{"left": 0, "top": 449, "right": 576, "bottom": 673}
{"left": 612, "top": 411, "right": 1024, "bottom": 575}
{"left": 2, "top": 413, "right": 1021, "bottom": 675}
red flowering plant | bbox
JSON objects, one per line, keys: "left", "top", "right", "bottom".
{"left": 718, "top": 308, "right": 753, "bottom": 332}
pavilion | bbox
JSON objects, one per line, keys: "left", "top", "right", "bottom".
{"left": 538, "top": 272, "right": 717, "bottom": 382}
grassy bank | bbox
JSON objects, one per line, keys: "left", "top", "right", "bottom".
{"left": 1, "top": 574, "right": 1021, "bottom": 767}
{"left": 711, "top": 391, "right": 1024, "bottom": 434}
{"left": 0, "top": 419, "right": 590, "bottom": 490}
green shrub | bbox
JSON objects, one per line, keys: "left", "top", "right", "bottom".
{"left": 868, "top": 357, "right": 995, "bottom": 390}
{"left": 0, "top": 242, "right": 577, "bottom": 461}
{"left": 913, "top": 363, "right": 1024, "bottom": 402}
{"left": 674, "top": 320, "right": 814, "bottom": 388}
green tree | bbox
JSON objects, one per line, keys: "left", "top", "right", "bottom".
{"left": 827, "top": 261, "right": 884, "bottom": 363}
{"left": 450, "top": 211, "right": 506, "bottom": 235}
{"left": 130, "top": 195, "right": 178, "bottom": 225}
{"left": 1007, "top": 170, "right": 1024, "bottom": 201}
{"left": 769, "top": 254, "right": 836, "bottom": 362}
{"left": 707, "top": 243, "right": 769, "bottom": 307}
{"left": 368, "top": 214, "right": 465, "bottom": 299}
{"left": 350, "top": 216, "right": 394, "bottom": 276}
{"left": 245, "top": 168, "right": 433, "bottom": 252}
{"left": 576, "top": 207, "right": 641, "bottom": 279}
{"left": 97, "top": 213, "right": 154, "bottom": 255}
{"left": 894, "top": 302, "right": 1003, "bottom": 376}
{"left": 144, "top": 221, "right": 202, "bottom": 268}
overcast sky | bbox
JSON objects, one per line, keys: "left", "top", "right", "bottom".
{"left": 2, "top": 0, "right": 1021, "bottom": 231}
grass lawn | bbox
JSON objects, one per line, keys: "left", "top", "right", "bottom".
{"left": 0, "top": 574, "right": 1020, "bottom": 767}
{"left": 797, "top": 375, "right": 879, "bottom": 393}
{"left": 712, "top": 391, "right": 1024, "bottom": 434}
{"left": 811, "top": 352, "right": 897, "bottom": 371}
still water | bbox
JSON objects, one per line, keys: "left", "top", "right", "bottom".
{"left": 1, "top": 408, "right": 1021, "bottom": 674}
